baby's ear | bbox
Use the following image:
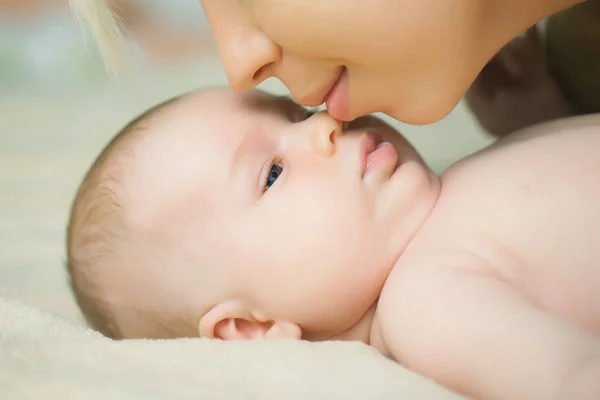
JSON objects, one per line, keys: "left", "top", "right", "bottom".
{"left": 198, "top": 301, "right": 301, "bottom": 340}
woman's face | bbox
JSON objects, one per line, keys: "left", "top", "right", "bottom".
{"left": 201, "top": 0, "right": 490, "bottom": 124}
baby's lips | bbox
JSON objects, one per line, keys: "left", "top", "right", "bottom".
{"left": 364, "top": 142, "right": 398, "bottom": 178}
{"left": 360, "top": 131, "right": 382, "bottom": 177}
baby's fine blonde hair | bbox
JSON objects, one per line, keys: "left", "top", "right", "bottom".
{"left": 69, "top": 0, "right": 125, "bottom": 74}
{"left": 67, "top": 94, "right": 186, "bottom": 338}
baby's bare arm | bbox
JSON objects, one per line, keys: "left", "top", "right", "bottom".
{"left": 376, "top": 257, "right": 600, "bottom": 400}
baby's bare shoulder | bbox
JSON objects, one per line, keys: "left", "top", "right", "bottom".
{"left": 374, "top": 240, "right": 508, "bottom": 335}
{"left": 374, "top": 247, "right": 600, "bottom": 400}
{"left": 446, "top": 113, "right": 600, "bottom": 181}
{"left": 435, "top": 114, "right": 600, "bottom": 241}
{"left": 373, "top": 114, "right": 600, "bottom": 362}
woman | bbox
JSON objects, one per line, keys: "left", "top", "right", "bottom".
{"left": 71, "top": 0, "right": 596, "bottom": 131}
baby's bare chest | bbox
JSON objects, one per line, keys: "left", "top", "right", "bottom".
{"left": 422, "top": 122, "right": 600, "bottom": 332}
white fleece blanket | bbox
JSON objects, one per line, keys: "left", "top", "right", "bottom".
{"left": 0, "top": 59, "right": 490, "bottom": 399}
{"left": 0, "top": 295, "right": 470, "bottom": 399}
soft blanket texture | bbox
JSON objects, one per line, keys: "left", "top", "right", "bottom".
{"left": 0, "top": 58, "right": 490, "bottom": 399}
{"left": 0, "top": 296, "right": 468, "bottom": 399}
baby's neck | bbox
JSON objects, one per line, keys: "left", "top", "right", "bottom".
{"left": 325, "top": 302, "right": 378, "bottom": 345}
{"left": 312, "top": 170, "right": 444, "bottom": 347}
{"left": 322, "top": 301, "right": 394, "bottom": 360}
{"left": 326, "top": 178, "right": 444, "bottom": 348}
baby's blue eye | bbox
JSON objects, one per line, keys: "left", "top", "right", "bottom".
{"left": 266, "top": 163, "right": 283, "bottom": 190}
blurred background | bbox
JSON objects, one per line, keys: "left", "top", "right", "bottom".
{"left": 0, "top": 0, "right": 494, "bottom": 325}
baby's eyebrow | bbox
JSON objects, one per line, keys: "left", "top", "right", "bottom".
{"left": 251, "top": 94, "right": 310, "bottom": 119}
{"left": 271, "top": 95, "right": 321, "bottom": 117}
{"left": 275, "top": 96, "right": 320, "bottom": 116}
{"left": 230, "top": 121, "right": 264, "bottom": 180}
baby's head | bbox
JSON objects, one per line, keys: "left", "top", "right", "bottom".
{"left": 67, "top": 88, "right": 439, "bottom": 341}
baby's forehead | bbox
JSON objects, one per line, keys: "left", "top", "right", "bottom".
{"left": 200, "top": 88, "right": 304, "bottom": 117}
{"left": 178, "top": 88, "right": 305, "bottom": 122}
{"left": 162, "top": 88, "right": 298, "bottom": 141}
{"left": 242, "top": 90, "right": 307, "bottom": 116}
{"left": 139, "top": 89, "right": 305, "bottom": 158}
{"left": 123, "top": 89, "right": 298, "bottom": 221}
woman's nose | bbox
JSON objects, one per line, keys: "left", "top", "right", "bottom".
{"left": 307, "top": 111, "right": 343, "bottom": 157}
{"left": 220, "top": 30, "right": 281, "bottom": 91}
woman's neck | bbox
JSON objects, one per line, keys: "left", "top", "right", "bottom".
{"left": 476, "top": 0, "right": 586, "bottom": 68}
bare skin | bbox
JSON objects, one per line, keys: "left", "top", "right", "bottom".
{"left": 466, "top": 0, "right": 600, "bottom": 136}
{"left": 372, "top": 115, "right": 600, "bottom": 400}
{"left": 465, "top": 26, "right": 576, "bottom": 136}
{"left": 69, "top": 89, "right": 600, "bottom": 400}
{"left": 200, "top": 0, "right": 585, "bottom": 124}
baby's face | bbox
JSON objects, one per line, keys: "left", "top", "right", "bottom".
{"left": 121, "top": 89, "right": 439, "bottom": 339}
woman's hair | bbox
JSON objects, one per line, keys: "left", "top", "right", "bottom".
{"left": 69, "top": 0, "right": 125, "bottom": 74}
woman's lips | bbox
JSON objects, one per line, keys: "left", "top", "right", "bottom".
{"left": 325, "top": 67, "right": 350, "bottom": 121}
{"left": 295, "top": 67, "right": 347, "bottom": 109}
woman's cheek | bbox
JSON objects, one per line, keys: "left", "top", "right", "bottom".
{"left": 251, "top": 2, "right": 355, "bottom": 59}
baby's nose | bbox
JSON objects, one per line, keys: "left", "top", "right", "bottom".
{"left": 307, "top": 111, "right": 343, "bottom": 157}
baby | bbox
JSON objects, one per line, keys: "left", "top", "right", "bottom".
{"left": 67, "top": 87, "right": 600, "bottom": 400}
